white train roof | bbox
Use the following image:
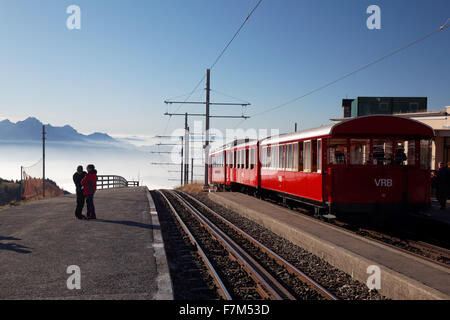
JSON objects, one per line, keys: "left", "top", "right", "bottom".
{"left": 260, "top": 125, "right": 333, "bottom": 146}
{"left": 210, "top": 115, "right": 435, "bottom": 153}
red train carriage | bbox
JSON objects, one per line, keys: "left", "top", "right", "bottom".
{"left": 210, "top": 140, "right": 259, "bottom": 190}
{"left": 210, "top": 147, "right": 226, "bottom": 185}
{"left": 210, "top": 115, "right": 434, "bottom": 216}
{"left": 228, "top": 140, "right": 259, "bottom": 189}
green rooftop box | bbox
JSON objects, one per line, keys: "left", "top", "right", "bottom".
{"left": 351, "top": 97, "right": 427, "bottom": 117}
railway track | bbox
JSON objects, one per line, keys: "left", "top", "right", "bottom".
{"left": 151, "top": 190, "right": 221, "bottom": 300}
{"left": 158, "top": 189, "right": 338, "bottom": 300}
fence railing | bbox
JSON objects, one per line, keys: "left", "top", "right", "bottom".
{"left": 97, "top": 175, "right": 139, "bottom": 190}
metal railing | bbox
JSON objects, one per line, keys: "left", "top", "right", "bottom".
{"left": 97, "top": 175, "right": 139, "bottom": 190}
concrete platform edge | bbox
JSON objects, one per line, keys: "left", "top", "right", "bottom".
{"left": 146, "top": 188, "right": 173, "bottom": 300}
{"left": 209, "top": 193, "right": 449, "bottom": 300}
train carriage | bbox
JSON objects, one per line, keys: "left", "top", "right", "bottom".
{"left": 230, "top": 140, "right": 259, "bottom": 188}
{"left": 210, "top": 148, "right": 226, "bottom": 185}
{"left": 210, "top": 115, "right": 435, "bottom": 216}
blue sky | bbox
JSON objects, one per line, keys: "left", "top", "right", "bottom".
{"left": 0, "top": 0, "right": 449, "bottom": 137}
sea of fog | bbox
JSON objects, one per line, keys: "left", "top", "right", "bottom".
{"left": 0, "top": 141, "right": 182, "bottom": 194}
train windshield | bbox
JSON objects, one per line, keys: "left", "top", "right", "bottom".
{"left": 328, "top": 138, "right": 432, "bottom": 168}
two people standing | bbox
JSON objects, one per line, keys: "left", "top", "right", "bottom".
{"left": 73, "top": 164, "right": 97, "bottom": 220}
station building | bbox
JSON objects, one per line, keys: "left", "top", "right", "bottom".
{"left": 333, "top": 97, "right": 450, "bottom": 170}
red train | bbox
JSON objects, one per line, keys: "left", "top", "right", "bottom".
{"left": 209, "top": 115, "right": 435, "bottom": 216}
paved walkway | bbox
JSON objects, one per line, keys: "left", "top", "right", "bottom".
{"left": 0, "top": 187, "right": 171, "bottom": 300}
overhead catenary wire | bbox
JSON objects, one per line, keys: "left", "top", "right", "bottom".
{"left": 210, "top": 89, "right": 252, "bottom": 105}
{"left": 163, "top": 0, "right": 264, "bottom": 133}
{"left": 234, "top": 18, "right": 450, "bottom": 129}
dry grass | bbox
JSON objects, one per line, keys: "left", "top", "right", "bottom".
{"left": 0, "top": 194, "right": 63, "bottom": 212}
{"left": 175, "top": 183, "right": 205, "bottom": 194}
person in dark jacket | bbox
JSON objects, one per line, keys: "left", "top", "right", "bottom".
{"left": 73, "top": 165, "right": 87, "bottom": 220}
{"left": 435, "top": 162, "right": 449, "bottom": 210}
{"left": 81, "top": 164, "right": 97, "bottom": 219}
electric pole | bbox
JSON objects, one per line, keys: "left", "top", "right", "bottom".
{"left": 184, "top": 113, "right": 189, "bottom": 185}
{"left": 163, "top": 69, "right": 251, "bottom": 190}
{"left": 204, "top": 69, "right": 210, "bottom": 188}
{"left": 150, "top": 136, "right": 184, "bottom": 186}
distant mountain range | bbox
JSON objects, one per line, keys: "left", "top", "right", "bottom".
{"left": 0, "top": 117, "right": 118, "bottom": 144}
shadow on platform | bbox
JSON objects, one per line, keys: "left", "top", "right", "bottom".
{"left": 0, "top": 236, "right": 32, "bottom": 254}
{"left": 92, "top": 219, "right": 160, "bottom": 230}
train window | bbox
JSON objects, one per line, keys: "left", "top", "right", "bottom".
{"left": 262, "top": 147, "right": 268, "bottom": 168}
{"left": 304, "top": 141, "right": 311, "bottom": 172}
{"left": 350, "top": 139, "right": 370, "bottom": 165}
{"left": 407, "top": 140, "right": 416, "bottom": 166}
{"left": 394, "top": 141, "right": 408, "bottom": 165}
{"left": 298, "top": 142, "right": 303, "bottom": 171}
{"left": 250, "top": 149, "right": 255, "bottom": 170}
{"left": 317, "top": 140, "right": 322, "bottom": 173}
{"left": 311, "top": 140, "right": 318, "bottom": 172}
{"left": 373, "top": 140, "right": 393, "bottom": 165}
{"left": 240, "top": 150, "right": 243, "bottom": 169}
{"left": 286, "top": 144, "right": 294, "bottom": 170}
{"left": 420, "top": 140, "right": 432, "bottom": 169}
{"left": 285, "top": 145, "right": 290, "bottom": 170}
{"left": 328, "top": 139, "right": 347, "bottom": 165}
{"left": 246, "top": 149, "right": 249, "bottom": 169}
{"left": 233, "top": 151, "right": 236, "bottom": 168}
{"left": 292, "top": 143, "right": 298, "bottom": 171}
{"left": 286, "top": 145, "right": 290, "bottom": 169}
{"left": 280, "top": 145, "right": 286, "bottom": 170}
{"left": 278, "top": 145, "right": 282, "bottom": 169}
{"left": 270, "top": 146, "right": 275, "bottom": 169}
{"left": 238, "top": 150, "right": 241, "bottom": 169}
{"left": 242, "top": 149, "right": 246, "bottom": 169}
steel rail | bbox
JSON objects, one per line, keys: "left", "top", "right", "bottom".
{"left": 157, "top": 190, "right": 232, "bottom": 300}
{"left": 178, "top": 191, "right": 339, "bottom": 300}
{"left": 167, "top": 190, "right": 296, "bottom": 300}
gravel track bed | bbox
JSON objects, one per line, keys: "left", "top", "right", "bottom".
{"left": 188, "top": 191, "right": 386, "bottom": 300}
{"left": 151, "top": 191, "right": 219, "bottom": 300}
{"left": 162, "top": 191, "right": 262, "bottom": 300}
{"left": 178, "top": 191, "right": 325, "bottom": 300}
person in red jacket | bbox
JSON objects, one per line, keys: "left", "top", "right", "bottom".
{"left": 81, "top": 164, "right": 97, "bottom": 219}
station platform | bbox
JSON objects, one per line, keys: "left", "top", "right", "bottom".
{"left": 209, "top": 192, "right": 450, "bottom": 300}
{"left": 0, "top": 187, "right": 172, "bottom": 300}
